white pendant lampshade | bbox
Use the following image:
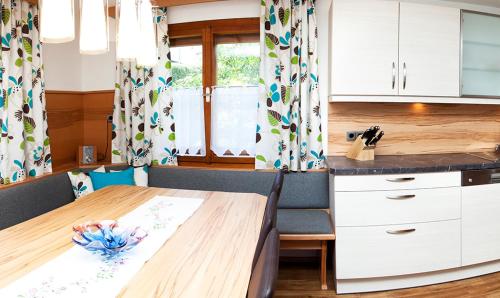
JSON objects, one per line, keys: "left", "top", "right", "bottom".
{"left": 40, "top": 0, "right": 75, "bottom": 43}
{"left": 137, "top": 0, "right": 157, "bottom": 67}
{"left": 80, "top": 0, "right": 109, "bottom": 54}
{"left": 116, "top": 0, "right": 140, "bottom": 61}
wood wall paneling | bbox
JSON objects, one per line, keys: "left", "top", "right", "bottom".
{"left": 45, "top": 91, "right": 84, "bottom": 170}
{"left": 328, "top": 102, "right": 500, "bottom": 155}
{"left": 82, "top": 91, "right": 114, "bottom": 163}
{"left": 45, "top": 91, "right": 114, "bottom": 171}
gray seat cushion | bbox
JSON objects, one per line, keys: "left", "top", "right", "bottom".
{"left": 0, "top": 172, "right": 75, "bottom": 230}
{"left": 148, "top": 167, "right": 329, "bottom": 209}
{"left": 277, "top": 209, "right": 333, "bottom": 234}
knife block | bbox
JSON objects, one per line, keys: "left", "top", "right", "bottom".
{"left": 346, "top": 136, "right": 375, "bottom": 161}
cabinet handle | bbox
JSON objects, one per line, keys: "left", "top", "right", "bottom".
{"left": 392, "top": 62, "right": 395, "bottom": 89}
{"left": 386, "top": 194, "right": 416, "bottom": 200}
{"left": 403, "top": 62, "right": 407, "bottom": 90}
{"left": 386, "top": 228, "right": 416, "bottom": 235}
{"left": 386, "top": 177, "right": 415, "bottom": 183}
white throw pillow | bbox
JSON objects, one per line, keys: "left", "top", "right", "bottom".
{"left": 67, "top": 166, "right": 106, "bottom": 199}
{"left": 110, "top": 166, "right": 149, "bottom": 187}
{"left": 93, "top": 166, "right": 106, "bottom": 173}
{"left": 133, "top": 165, "right": 149, "bottom": 187}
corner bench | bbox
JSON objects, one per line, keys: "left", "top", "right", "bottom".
{"left": 0, "top": 166, "right": 335, "bottom": 290}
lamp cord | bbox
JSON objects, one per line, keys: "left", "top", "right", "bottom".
{"left": 98, "top": 121, "right": 110, "bottom": 162}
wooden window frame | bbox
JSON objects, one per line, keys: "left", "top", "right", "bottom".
{"left": 169, "top": 18, "right": 259, "bottom": 167}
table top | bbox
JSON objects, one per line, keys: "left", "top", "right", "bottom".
{"left": 0, "top": 186, "right": 267, "bottom": 298}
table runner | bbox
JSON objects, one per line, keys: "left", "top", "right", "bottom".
{"left": 0, "top": 195, "right": 203, "bottom": 298}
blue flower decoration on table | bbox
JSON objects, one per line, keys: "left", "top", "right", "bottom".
{"left": 72, "top": 220, "right": 148, "bottom": 256}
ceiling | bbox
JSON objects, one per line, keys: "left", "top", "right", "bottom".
{"left": 25, "top": 0, "right": 224, "bottom": 7}
{"left": 440, "top": 0, "right": 500, "bottom": 8}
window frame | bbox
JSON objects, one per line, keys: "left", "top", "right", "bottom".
{"left": 169, "top": 18, "right": 260, "bottom": 167}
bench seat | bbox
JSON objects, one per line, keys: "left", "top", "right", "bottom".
{"left": 277, "top": 209, "right": 333, "bottom": 235}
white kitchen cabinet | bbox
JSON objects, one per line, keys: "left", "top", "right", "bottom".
{"left": 330, "top": 0, "right": 399, "bottom": 95}
{"left": 398, "top": 3, "right": 461, "bottom": 96}
{"left": 333, "top": 171, "right": 463, "bottom": 292}
{"left": 330, "top": 0, "right": 461, "bottom": 98}
{"left": 462, "top": 12, "right": 500, "bottom": 97}
{"left": 462, "top": 184, "right": 500, "bottom": 266}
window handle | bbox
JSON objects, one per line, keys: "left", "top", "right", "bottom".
{"left": 203, "top": 86, "right": 211, "bottom": 103}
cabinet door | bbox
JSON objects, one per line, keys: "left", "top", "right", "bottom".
{"left": 462, "top": 184, "right": 500, "bottom": 266}
{"left": 399, "top": 3, "right": 460, "bottom": 96}
{"left": 330, "top": 0, "right": 399, "bottom": 95}
{"left": 462, "top": 12, "right": 500, "bottom": 97}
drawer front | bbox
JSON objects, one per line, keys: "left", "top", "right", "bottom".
{"left": 334, "top": 172, "right": 461, "bottom": 192}
{"left": 336, "top": 220, "right": 461, "bottom": 279}
{"left": 335, "top": 187, "right": 461, "bottom": 226}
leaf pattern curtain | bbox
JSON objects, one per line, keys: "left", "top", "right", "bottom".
{"left": 0, "top": 0, "right": 52, "bottom": 185}
{"left": 256, "top": 0, "right": 325, "bottom": 171}
{"left": 112, "top": 8, "right": 177, "bottom": 167}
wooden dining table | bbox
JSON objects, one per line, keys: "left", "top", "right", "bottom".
{"left": 0, "top": 185, "right": 267, "bottom": 297}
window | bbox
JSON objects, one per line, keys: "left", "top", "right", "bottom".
{"left": 169, "top": 19, "right": 259, "bottom": 165}
{"left": 170, "top": 41, "right": 205, "bottom": 156}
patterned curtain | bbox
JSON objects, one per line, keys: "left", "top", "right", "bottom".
{"left": 256, "top": 0, "right": 325, "bottom": 171}
{"left": 0, "top": 0, "right": 52, "bottom": 185}
{"left": 112, "top": 8, "right": 177, "bottom": 167}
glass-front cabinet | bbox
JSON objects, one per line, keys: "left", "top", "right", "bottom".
{"left": 462, "top": 11, "right": 500, "bottom": 97}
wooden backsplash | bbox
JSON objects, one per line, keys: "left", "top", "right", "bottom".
{"left": 328, "top": 102, "right": 500, "bottom": 155}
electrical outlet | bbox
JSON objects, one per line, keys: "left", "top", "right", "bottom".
{"left": 107, "top": 115, "right": 113, "bottom": 123}
{"left": 346, "top": 130, "right": 365, "bottom": 142}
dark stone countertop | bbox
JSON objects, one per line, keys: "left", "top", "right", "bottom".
{"left": 327, "top": 153, "right": 500, "bottom": 175}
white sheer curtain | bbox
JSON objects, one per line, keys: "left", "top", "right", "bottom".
{"left": 211, "top": 86, "right": 258, "bottom": 157}
{"left": 173, "top": 88, "right": 206, "bottom": 156}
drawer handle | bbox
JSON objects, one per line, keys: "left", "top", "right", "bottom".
{"left": 386, "top": 177, "right": 415, "bottom": 183}
{"left": 386, "top": 194, "right": 416, "bottom": 200}
{"left": 386, "top": 229, "right": 416, "bottom": 235}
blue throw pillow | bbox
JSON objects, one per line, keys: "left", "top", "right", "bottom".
{"left": 89, "top": 167, "right": 135, "bottom": 190}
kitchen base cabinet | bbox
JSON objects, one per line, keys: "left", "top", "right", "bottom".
{"left": 331, "top": 171, "right": 500, "bottom": 293}
{"left": 462, "top": 184, "right": 500, "bottom": 266}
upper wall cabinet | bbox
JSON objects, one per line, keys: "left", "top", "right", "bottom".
{"left": 330, "top": 0, "right": 461, "bottom": 97}
{"left": 462, "top": 12, "right": 500, "bottom": 97}
{"left": 399, "top": 3, "right": 460, "bottom": 96}
{"left": 329, "top": 0, "right": 399, "bottom": 96}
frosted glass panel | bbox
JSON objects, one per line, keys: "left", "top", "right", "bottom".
{"left": 462, "top": 12, "right": 500, "bottom": 96}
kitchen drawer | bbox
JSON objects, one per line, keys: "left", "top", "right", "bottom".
{"left": 334, "top": 172, "right": 461, "bottom": 192}
{"left": 336, "top": 220, "right": 461, "bottom": 279}
{"left": 335, "top": 187, "right": 461, "bottom": 226}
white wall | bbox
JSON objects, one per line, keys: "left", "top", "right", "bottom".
{"left": 167, "top": 0, "right": 260, "bottom": 24}
{"left": 316, "top": 0, "right": 332, "bottom": 155}
{"left": 43, "top": 40, "right": 82, "bottom": 91}
{"left": 42, "top": 0, "right": 331, "bottom": 153}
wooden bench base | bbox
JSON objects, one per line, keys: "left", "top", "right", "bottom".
{"left": 280, "top": 234, "right": 336, "bottom": 290}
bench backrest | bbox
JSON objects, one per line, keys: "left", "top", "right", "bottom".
{"left": 0, "top": 173, "right": 75, "bottom": 230}
{"left": 148, "top": 167, "right": 329, "bottom": 209}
